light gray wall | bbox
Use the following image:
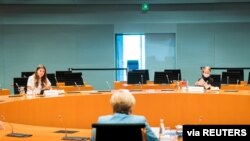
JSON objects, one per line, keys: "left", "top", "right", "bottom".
{"left": 0, "top": 24, "right": 115, "bottom": 91}
{"left": 1, "top": 3, "right": 250, "bottom": 92}
{"left": 177, "top": 23, "right": 250, "bottom": 84}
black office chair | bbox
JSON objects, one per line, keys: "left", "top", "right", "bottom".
{"left": 47, "top": 73, "right": 57, "bottom": 86}
{"left": 13, "top": 77, "right": 28, "bottom": 94}
{"left": 64, "top": 72, "right": 84, "bottom": 86}
{"left": 227, "top": 69, "right": 244, "bottom": 81}
{"left": 92, "top": 123, "right": 146, "bottom": 141}
{"left": 154, "top": 72, "right": 170, "bottom": 84}
{"left": 221, "top": 72, "right": 241, "bottom": 84}
{"left": 55, "top": 71, "right": 72, "bottom": 82}
{"left": 21, "top": 71, "right": 34, "bottom": 78}
{"left": 164, "top": 69, "right": 182, "bottom": 82}
{"left": 210, "top": 74, "right": 221, "bottom": 88}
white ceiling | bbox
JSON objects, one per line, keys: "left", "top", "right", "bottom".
{"left": 0, "top": 0, "right": 250, "bottom": 4}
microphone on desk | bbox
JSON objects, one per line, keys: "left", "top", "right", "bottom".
{"left": 178, "top": 73, "right": 180, "bottom": 81}
{"left": 55, "top": 76, "right": 58, "bottom": 86}
{"left": 141, "top": 74, "right": 144, "bottom": 85}
{"left": 15, "top": 83, "right": 21, "bottom": 93}
{"left": 0, "top": 115, "right": 32, "bottom": 137}
{"left": 227, "top": 76, "right": 229, "bottom": 84}
{"left": 138, "top": 81, "right": 143, "bottom": 89}
{"left": 74, "top": 82, "right": 80, "bottom": 90}
{"left": 23, "top": 75, "right": 27, "bottom": 78}
{"left": 106, "top": 81, "right": 112, "bottom": 91}
{"left": 57, "top": 115, "right": 88, "bottom": 141}
{"left": 166, "top": 74, "right": 170, "bottom": 84}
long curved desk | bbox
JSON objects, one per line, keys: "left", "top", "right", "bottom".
{"left": 0, "top": 90, "right": 249, "bottom": 130}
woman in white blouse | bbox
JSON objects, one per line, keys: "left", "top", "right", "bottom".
{"left": 27, "top": 64, "right": 51, "bottom": 94}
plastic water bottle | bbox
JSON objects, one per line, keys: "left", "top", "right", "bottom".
{"left": 159, "top": 119, "right": 165, "bottom": 140}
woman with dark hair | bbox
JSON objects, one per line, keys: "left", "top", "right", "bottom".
{"left": 27, "top": 64, "right": 51, "bottom": 94}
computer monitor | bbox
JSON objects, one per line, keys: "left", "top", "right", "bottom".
{"left": 64, "top": 72, "right": 84, "bottom": 86}
{"left": 21, "top": 72, "right": 34, "bottom": 78}
{"left": 132, "top": 69, "right": 149, "bottom": 81}
{"left": 222, "top": 72, "right": 241, "bottom": 84}
{"left": 227, "top": 69, "right": 244, "bottom": 81}
{"left": 164, "top": 69, "right": 181, "bottom": 81}
{"left": 55, "top": 71, "right": 72, "bottom": 82}
{"left": 13, "top": 77, "right": 28, "bottom": 94}
{"left": 154, "top": 72, "right": 170, "bottom": 84}
{"left": 127, "top": 71, "right": 147, "bottom": 84}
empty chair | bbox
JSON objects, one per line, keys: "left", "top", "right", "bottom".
{"left": 21, "top": 72, "right": 34, "bottom": 78}
{"left": 127, "top": 71, "right": 147, "bottom": 84}
{"left": 222, "top": 72, "right": 241, "bottom": 84}
{"left": 132, "top": 69, "right": 149, "bottom": 81}
{"left": 154, "top": 72, "right": 170, "bottom": 84}
{"left": 64, "top": 72, "right": 84, "bottom": 86}
{"left": 55, "top": 71, "right": 72, "bottom": 82}
{"left": 227, "top": 69, "right": 244, "bottom": 81}
{"left": 92, "top": 123, "right": 146, "bottom": 141}
{"left": 164, "top": 69, "right": 181, "bottom": 82}
{"left": 13, "top": 77, "right": 28, "bottom": 94}
{"left": 210, "top": 74, "right": 221, "bottom": 88}
{"left": 47, "top": 73, "right": 57, "bottom": 86}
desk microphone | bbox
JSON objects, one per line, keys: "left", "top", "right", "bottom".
{"left": 106, "top": 81, "right": 112, "bottom": 91}
{"left": 15, "top": 83, "right": 21, "bottom": 93}
{"left": 0, "top": 115, "right": 32, "bottom": 137}
{"left": 166, "top": 74, "right": 170, "bottom": 84}
{"left": 57, "top": 115, "right": 88, "bottom": 141}
{"left": 138, "top": 81, "right": 143, "bottom": 89}
{"left": 55, "top": 76, "right": 58, "bottom": 86}
{"left": 227, "top": 76, "right": 229, "bottom": 84}
{"left": 140, "top": 74, "right": 144, "bottom": 85}
{"left": 74, "top": 82, "right": 80, "bottom": 90}
{"left": 23, "top": 75, "right": 27, "bottom": 78}
{"left": 178, "top": 73, "right": 180, "bottom": 81}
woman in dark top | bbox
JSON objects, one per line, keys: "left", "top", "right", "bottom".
{"left": 195, "top": 66, "right": 214, "bottom": 89}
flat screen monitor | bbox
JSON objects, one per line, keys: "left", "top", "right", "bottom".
{"left": 154, "top": 72, "right": 170, "bottom": 84}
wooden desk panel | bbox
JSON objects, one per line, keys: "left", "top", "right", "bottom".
{"left": 0, "top": 89, "right": 10, "bottom": 96}
{"left": 57, "top": 85, "right": 93, "bottom": 92}
{"left": 0, "top": 91, "right": 249, "bottom": 129}
{"left": 114, "top": 81, "right": 176, "bottom": 90}
{"left": 221, "top": 85, "right": 250, "bottom": 90}
{"left": 0, "top": 122, "right": 91, "bottom": 141}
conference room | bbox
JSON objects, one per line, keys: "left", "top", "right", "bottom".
{"left": 0, "top": 0, "right": 250, "bottom": 141}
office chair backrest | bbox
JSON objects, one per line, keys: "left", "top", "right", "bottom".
{"left": 47, "top": 73, "right": 57, "bottom": 86}
{"left": 13, "top": 77, "right": 28, "bottom": 94}
{"left": 154, "top": 72, "right": 170, "bottom": 84}
{"left": 210, "top": 74, "right": 221, "bottom": 88}
{"left": 21, "top": 71, "right": 34, "bottom": 78}
{"left": 164, "top": 69, "right": 182, "bottom": 82}
{"left": 55, "top": 71, "right": 72, "bottom": 82}
{"left": 92, "top": 123, "right": 146, "bottom": 141}
{"left": 227, "top": 69, "right": 244, "bottom": 81}
{"left": 64, "top": 72, "right": 84, "bottom": 86}
{"left": 222, "top": 72, "right": 241, "bottom": 84}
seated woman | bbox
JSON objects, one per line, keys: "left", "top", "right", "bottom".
{"left": 91, "top": 90, "right": 159, "bottom": 141}
{"left": 27, "top": 64, "right": 51, "bottom": 94}
{"left": 195, "top": 66, "right": 214, "bottom": 89}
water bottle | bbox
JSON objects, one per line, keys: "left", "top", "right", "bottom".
{"left": 159, "top": 119, "right": 165, "bottom": 140}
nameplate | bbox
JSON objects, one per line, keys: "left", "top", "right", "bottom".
{"left": 188, "top": 86, "right": 204, "bottom": 93}
{"left": 44, "top": 90, "right": 59, "bottom": 97}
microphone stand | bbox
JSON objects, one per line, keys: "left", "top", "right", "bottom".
{"left": 0, "top": 115, "right": 32, "bottom": 138}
